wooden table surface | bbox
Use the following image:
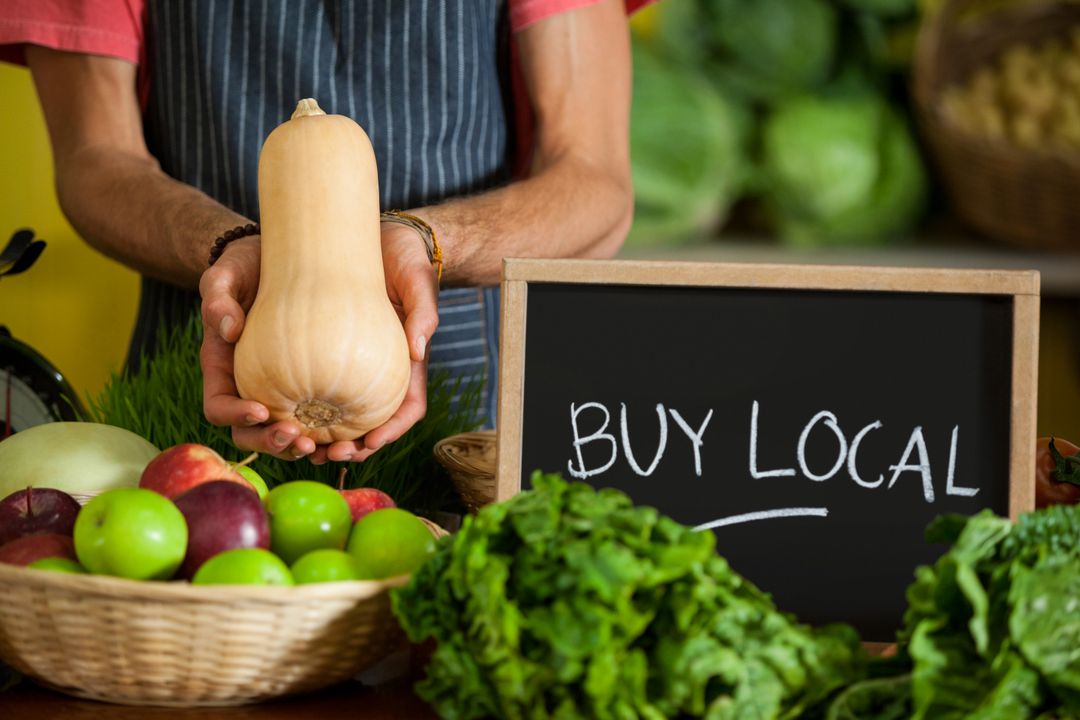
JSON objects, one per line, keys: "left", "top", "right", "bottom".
{"left": 1, "top": 679, "right": 439, "bottom": 719}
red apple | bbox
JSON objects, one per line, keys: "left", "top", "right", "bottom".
{"left": 0, "top": 487, "right": 82, "bottom": 546}
{"left": 0, "top": 533, "right": 78, "bottom": 566}
{"left": 139, "top": 443, "right": 250, "bottom": 500}
{"left": 340, "top": 487, "right": 396, "bottom": 522}
{"left": 173, "top": 480, "right": 270, "bottom": 580}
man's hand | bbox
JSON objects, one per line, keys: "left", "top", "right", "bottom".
{"left": 310, "top": 222, "right": 440, "bottom": 464}
{"left": 199, "top": 236, "right": 317, "bottom": 460}
{"left": 200, "top": 227, "right": 438, "bottom": 464}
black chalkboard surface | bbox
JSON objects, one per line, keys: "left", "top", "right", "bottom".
{"left": 496, "top": 259, "right": 1039, "bottom": 641}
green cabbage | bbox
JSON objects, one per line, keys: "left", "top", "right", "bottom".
{"left": 706, "top": 0, "right": 839, "bottom": 103}
{"left": 628, "top": 41, "right": 749, "bottom": 244}
{"left": 761, "top": 92, "right": 927, "bottom": 245}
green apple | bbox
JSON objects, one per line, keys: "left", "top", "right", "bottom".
{"left": 28, "top": 557, "right": 87, "bottom": 574}
{"left": 236, "top": 465, "right": 269, "bottom": 501}
{"left": 346, "top": 508, "right": 435, "bottom": 580}
{"left": 266, "top": 481, "right": 352, "bottom": 564}
{"left": 192, "top": 548, "right": 294, "bottom": 586}
{"left": 74, "top": 487, "right": 187, "bottom": 580}
{"left": 290, "top": 549, "right": 363, "bottom": 584}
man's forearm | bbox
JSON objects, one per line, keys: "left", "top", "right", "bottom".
{"left": 27, "top": 45, "right": 247, "bottom": 290}
{"left": 419, "top": 155, "right": 633, "bottom": 288}
{"left": 57, "top": 146, "right": 248, "bottom": 290}
{"left": 421, "top": 0, "right": 633, "bottom": 288}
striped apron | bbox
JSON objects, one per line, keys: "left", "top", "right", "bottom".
{"left": 134, "top": 0, "right": 511, "bottom": 428}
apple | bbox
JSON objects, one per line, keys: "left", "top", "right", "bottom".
{"left": 290, "top": 549, "right": 363, "bottom": 584}
{"left": 346, "top": 508, "right": 436, "bottom": 580}
{"left": 0, "top": 533, "right": 78, "bottom": 566}
{"left": 173, "top": 480, "right": 270, "bottom": 579}
{"left": 74, "top": 487, "right": 188, "bottom": 580}
{"left": 265, "top": 481, "right": 352, "bottom": 564}
{"left": 28, "top": 557, "right": 87, "bottom": 574}
{"left": 0, "top": 486, "right": 82, "bottom": 546}
{"left": 236, "top": 465, "right": 269, "bottom": 501}
{"left": 139, "top": 443, "right": 250, "bottom": 500}
{"left": 192, "top": 548, "right": 294, "bottom": 586}
{"left": 339, "top": 486, "right": 395, "bottom": 523}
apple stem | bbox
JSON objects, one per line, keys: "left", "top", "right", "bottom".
{"left": 231, "top": 452, "right": 259, "bottom": 470}
{"left": 25, "top": 486, "right": 33, "bottom": 518}
{"left": 338, "top": 467, "right": 348, "bottom": 491}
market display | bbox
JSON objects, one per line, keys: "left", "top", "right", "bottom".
{"left": 1, "top": 421, "right": 1078, "bottom": 715}
{"left": 4, "top": 5, "right": 1080, "bottom": 713}
{"left": 234, "top": 98, "right": 411, "bottom": 444}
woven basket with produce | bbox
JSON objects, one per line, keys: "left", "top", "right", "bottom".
{"left": 914, "top": 0, "right": 1080, "bottom": 249}
{"left": 0, "top": 422, "right": 447, "bottom": 706}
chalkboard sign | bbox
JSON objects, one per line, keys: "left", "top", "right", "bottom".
{"left": 496, "top": 259, "right": 1038, "bottom": 641}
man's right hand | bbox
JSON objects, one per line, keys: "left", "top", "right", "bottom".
{"left": 199, "top": 236, "right": 317, "bottom": 460}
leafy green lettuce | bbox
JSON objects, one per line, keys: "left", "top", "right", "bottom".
{"left": 832, "top": 504, "right": 1080, "bottom": 719}
{"left": 392, "top": 472, "right": 864, "bottom": 719}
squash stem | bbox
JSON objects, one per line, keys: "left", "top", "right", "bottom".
{"left": 292, "top": 98, "right": 326, "bottom": 119}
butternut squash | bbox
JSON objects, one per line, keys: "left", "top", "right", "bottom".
{"left": 233, "top": 98, "right": 410, "bottom": 444}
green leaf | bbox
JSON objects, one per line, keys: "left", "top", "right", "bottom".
{"left": 1049, "top": 438, "right": 1080, "bottom": 487}
{"left": 1011, "top": 558, "right": 1080, "bottom": 710}
{"left": 909, "top": 618, "right": 992, "bottom": 719}
{"left": 825, "top": 674, "right": 912, "bottom": 720}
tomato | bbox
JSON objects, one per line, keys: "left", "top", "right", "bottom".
{"left": 1035, "top": 436, "right": 1080, "bottom": 508}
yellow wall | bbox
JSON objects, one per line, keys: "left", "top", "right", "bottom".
{"left": 0, "top": 63, "right": 139, "bottom": 403}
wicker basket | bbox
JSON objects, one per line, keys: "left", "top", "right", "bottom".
{"left": 433, "top": 430, "right": 497, "bottom": 512}
{"left": 913, "top": 0, "right": 1080, "bottom": 249}
{"left": 0, "top": 518, "right": 447, "bottom": 707}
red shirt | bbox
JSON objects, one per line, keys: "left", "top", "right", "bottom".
{"left": 0, "top": 0, "right": 650, "bottom": 65}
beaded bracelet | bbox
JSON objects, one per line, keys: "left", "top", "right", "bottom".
{"left": 380, "top": 210, "right": 444, "bottom": 282}
{"left": 207, "top": 223, "right": 260, "bottom": 267}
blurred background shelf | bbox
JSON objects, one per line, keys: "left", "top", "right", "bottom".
{"left": 620, "top": 235, "right": 1080, "bottom": 297}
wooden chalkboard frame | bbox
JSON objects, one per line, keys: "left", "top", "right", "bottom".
{"left": 496, "top": 258, "right": 1039, "bottom": 521}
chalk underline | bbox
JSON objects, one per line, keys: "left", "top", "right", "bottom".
{"left": 693, "top": 507, "right": 830, "bottom": 531}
